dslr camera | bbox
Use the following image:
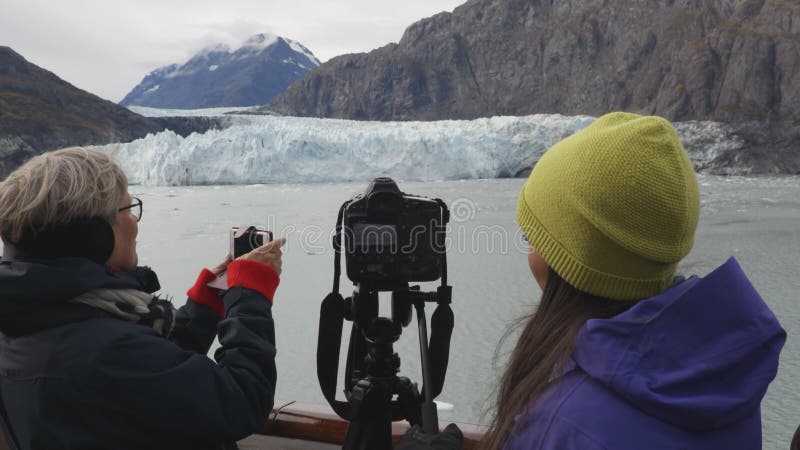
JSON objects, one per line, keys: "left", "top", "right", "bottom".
{"left": 342, "top": 177, "right": 449, "bottom": 289}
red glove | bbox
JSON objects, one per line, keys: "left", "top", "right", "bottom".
{"left": 186, "top": 268, "right": 225, "bottom": 318}
{"left": 226, "top": 259, "right": 280, "bottom": 303}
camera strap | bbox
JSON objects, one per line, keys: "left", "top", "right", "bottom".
{"left": 317, "top": 201, "right": 354, "bottom": 419}
{"left": 318, "top": 291, "right": 352, "bottom": 418}
{"left": 421, "top": 198, "right": 454, "bottom": 400}
{"left": 423, "top": 284, "right": 453, "bottom": 400}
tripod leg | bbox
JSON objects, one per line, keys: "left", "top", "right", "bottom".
{"left": 414, "top": 303, "right": 440, "bottom": 434}
{"left": 343, "top": 379, "right": 393, "bottom": 450}
{"left": 394, "top": 377, "right": 423, "bottom": 427}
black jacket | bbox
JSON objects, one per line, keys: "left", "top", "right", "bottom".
{"left": 0, "top": 258, "right": 277, "bottom": 450}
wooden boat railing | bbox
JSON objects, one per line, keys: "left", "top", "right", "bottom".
{"left": 0, "top": 400, "right": 487, "bottom": 450}
{"left": 243, "top": 400, "right": 486, "bottom": 449}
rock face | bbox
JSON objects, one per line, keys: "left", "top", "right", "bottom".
{"left": 0, "top": 47, "right": 222, "bottom": 179}
{"left": 703, "top": 122, "right": 800, "bottom": 175}
{"left": 269, "top": 0, "right": 800, "bottom": 123}
{"left": 121, "top": 34, "right": 320, "bottom": 109}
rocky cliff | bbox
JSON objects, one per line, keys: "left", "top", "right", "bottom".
{"left": 269, "top": 0, "right": 800, "bottom": 123}
{"left": 0, "top": 47, "right": 222, "bottom": 179}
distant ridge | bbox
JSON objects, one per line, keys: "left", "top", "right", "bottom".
{"left": 268, "top": 0, "right": 800, "bottom": 123}
{"left": 0, "top": 46, "right": 221, "bottom": 179}
{"left": 121, "top": 33, "right": 320, "bottom": 109}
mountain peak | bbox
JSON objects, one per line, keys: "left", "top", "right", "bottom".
{"left": 198, "top": 43, "right": 232, "bottom": 56}
{"left": 241, "top": 33, "right": 280, "bottom": 51}
{"left": 120, "top": 34, "right": 320, "bottom": 108}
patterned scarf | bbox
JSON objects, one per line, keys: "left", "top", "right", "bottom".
{"left": 71, "top": 288, "right": 175, "bottom": 337}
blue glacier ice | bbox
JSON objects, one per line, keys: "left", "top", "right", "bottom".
{"left": 92, "top": 110, "right": 741, "bottom": 186}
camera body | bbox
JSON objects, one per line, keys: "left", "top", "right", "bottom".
{"left": 342, "top": 178, "right": 449, "bottom": 288}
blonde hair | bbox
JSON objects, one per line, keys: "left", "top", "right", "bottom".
{"left": 0, "top": 147, "right": 128, "bottom": 242}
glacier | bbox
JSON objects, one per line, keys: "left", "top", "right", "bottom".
{"left": 92, "top": 111, "right": 742, "bottom": 186}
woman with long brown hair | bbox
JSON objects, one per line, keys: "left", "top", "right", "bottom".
{"left": 479, "top": 112, "right": 786, "bottom": 449}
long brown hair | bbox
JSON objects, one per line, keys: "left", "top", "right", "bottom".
{"left": 481, "top": 268, "right": 637, "bottom": 450}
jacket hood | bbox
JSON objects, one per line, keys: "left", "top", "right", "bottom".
{"left": 0, "top": 258, "right": 160, "bottom": 334}
{"left": 572, "top": 257, "right": 785, "bottom": 431}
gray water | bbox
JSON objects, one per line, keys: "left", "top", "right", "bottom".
{"left": 130, "top": 176, "right": 800, "bottom": 449}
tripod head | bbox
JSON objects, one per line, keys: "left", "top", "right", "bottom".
{"left": 363, "top": 318, "right": 401, "bottom": 378}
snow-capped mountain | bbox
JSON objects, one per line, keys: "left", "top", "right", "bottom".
{"left": 120, "top": 33, "right": 320, "bottom": 108}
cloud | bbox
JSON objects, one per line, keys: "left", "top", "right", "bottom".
{"left": 0, "top": 0, "right": 464, "bottom": 102}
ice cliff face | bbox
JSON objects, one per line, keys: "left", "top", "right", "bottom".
{"left": 92, "top": 113, "right": 750, "bottom": 186}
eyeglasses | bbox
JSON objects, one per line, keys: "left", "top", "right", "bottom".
{"left": 118, "top": 197, "right": 143, "bottom": 222}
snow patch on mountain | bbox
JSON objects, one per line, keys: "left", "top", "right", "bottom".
{"left": 240, "top": 33, "right": 279, "bottom": 52}
{"left": 286, "top": 39, "right": 321, "bottom": 66}
{"left": 198, "top": 43, "right": 231, "bottom": 55}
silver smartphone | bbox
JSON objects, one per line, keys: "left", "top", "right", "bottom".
{"left": 206, "top": 226, "right": 274, "bottom": 289}
{"left": 230, "top": 226, "right": 273, "bottom": 258}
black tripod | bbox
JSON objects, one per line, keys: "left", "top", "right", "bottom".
{"left": 317, "top": 203, "right": 454, "bottom": 450}
{"left": 341, "top": 310, "right": 420, "bottom": 449}
{"left": 338, "top": 284, "right": 448, "bottom": 450}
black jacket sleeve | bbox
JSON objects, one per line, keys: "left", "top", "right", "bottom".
{"left": 170, "top": 300, "right": 221, "bottom": 354}
{"left": 83, "top": 286, "right": 277, "bottom": 443}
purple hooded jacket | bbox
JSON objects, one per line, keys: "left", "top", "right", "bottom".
{"left": 503, "top": 258, "right": 786, "bottom": 450}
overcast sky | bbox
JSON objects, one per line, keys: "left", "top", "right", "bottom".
{"left": 0, "top": 0, "right": 464, "bottom": 102}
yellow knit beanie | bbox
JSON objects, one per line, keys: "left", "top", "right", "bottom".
{"left": 516, "top": 112, "right": 700, "bottom": 300}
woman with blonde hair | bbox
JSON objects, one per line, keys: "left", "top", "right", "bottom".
{"left": 477, "top": 112, "right": 786, "bottom": 449}
{"left": 0, "top": 147, "right": 284, "bottom": 449}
